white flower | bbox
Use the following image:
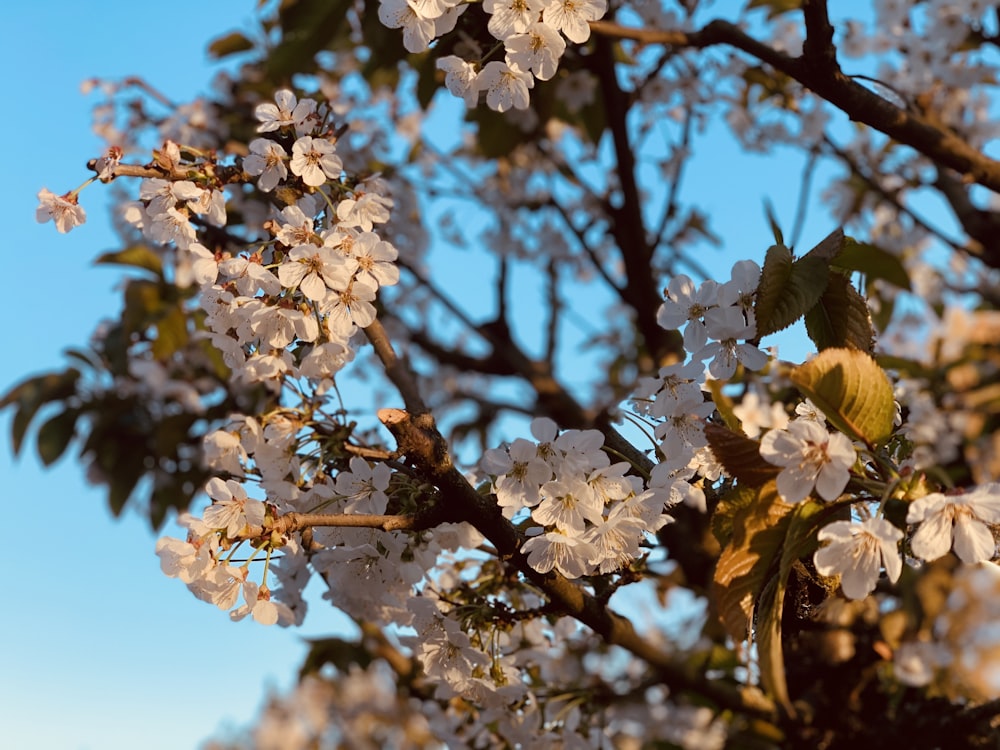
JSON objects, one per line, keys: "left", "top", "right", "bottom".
{"left": 893, "top": 640, "right": 950, "bottom": 687}
{"left": 378, "top": 0, "right": 436, "bottom": 52}
{"left": 36, "top": 188, "right": 86, "bottom": 233}
{"left": 585, "top": 503, "right": 648, "bottom": 573}
{"left": 336, "top": 192, "right": 393, "bottom": 231}
{"left": 482, "top": 438, "right": 552, "bottom": 517}
{"left": 814, "top": 518, "right": 903, "bottom": 600}
{"left": 202, "top": 478, "right": 266, "bottom": 539}
{"left": 477, "top": 61, "right": 534, "bottom": 113}
{"left": 532, "top": 478, "right": 603, "bottom": 533}
{"left": 349, "top": 233, "right": 399, "bottom": 289}
{"left": 278, "top": 245, "right": 352, "bottom": 300}
{"left": 436, "top": 55, "right": 481, "bottom": 106}
{"left": 255, "top": 89, "right": 317, "bottom": 136}
{"left": 484, "top": 0, "right": 545, "bottom": 40}
{"left": 335, "top": 457, "right": 392, "bottom": 515}
{"left": 243, "top": 138, "right": 288, "bottom": 192}
{"left": 732, "top": 389, "right": 789, "bottom": 439}
{"left": 760, "top": 420, "right": 856, "bottom": 503}
{"left": 290, "top": 136, "right": 343, "bottom": 187}
{"left": 322, "top": 278, "right": 379, "bottom": 334}
{"left": 542, "top": 0, "right": 607, "bottom": 43}
{"left": 656, "top": 275, "right": 720, "bottom": 353}
{"left": 906, "top": 484, "right": 1000, "bottom": 563}
{"left": 521, "top": 530, "right": 597, "bottom": 578}
{"left": 505, "top": 22, "right": 566, "bottom": 81}
{"left": 696, "top": 306, "right": 768, "bottom": 380}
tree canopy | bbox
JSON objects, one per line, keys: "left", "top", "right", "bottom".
{"left": 11, "top": 0, "right": 1000, "bottom": 747}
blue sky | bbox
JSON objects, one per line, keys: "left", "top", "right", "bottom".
{"left": 1, "top": 4, "right": 356, "bottom": 748}
{"left": 1, "top": 2, "right": 899, "bottom": 748}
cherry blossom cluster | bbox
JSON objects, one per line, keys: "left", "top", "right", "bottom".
{"left": 156, "top": 478, "right": 296, "bottom": 626}
{"left": 632, "top": 259, "right": 767, "bottom": 478}
{"left": 376, "top": 0, "right": 607, "bottom": 112}
{"left": 480, "top": 417, "right": 679, "bottom": 577}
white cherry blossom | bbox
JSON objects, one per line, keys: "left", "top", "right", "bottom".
{"left": 437, "top": 56, "right": 481, "bottom": 106}
{"left": 542, "top": 0, "right": 607, "bottom": 43}
{"left": 36, "top": 188, "right": 86, "bottom": 233}
{"left": 760, "top": 420, "right": 856, "bottom": 503}
{"left": 243, "top": 138, "right": 288, "bottom": 192}
{"left": 814, "top": 517, "right": 903, "bottom": 600}
{"left": 477, "top": 61, "right": 534, "bottom": 113}
{"left": 906, "top": 483, "right": 1000, "bottom": 563}
{"left": 290, "top": 136, "right": 343, "bottom": 187}
{"left": 255, "top": 89, "right": 317, "bottom": 136}
{"left": 505, "top": 22, "right": 566, "bottom": 81}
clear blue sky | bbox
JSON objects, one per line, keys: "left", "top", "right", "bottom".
{"left": 1, "top": 3, "right": 896, "bottom": 749}
{"left": 2, "top": 4, "right": 353, "bottom": 749}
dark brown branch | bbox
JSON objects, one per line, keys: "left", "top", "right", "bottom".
{"left": 376, "top": 407, "right": 776, "bottom": 719}
{"left": 592, "top": 34, "right": 681, "bottom": 365}
{"left": 364, "top": 318, "right": 428, "bottom": 415}
{"left": 268, "top": 511, "right": 424, "bottom": 534}
{"left": 933, "top": 169, "right": 1000, "bottom": 267}
{"left": 589, "top": 17, "right": 1000, "bottom": 195}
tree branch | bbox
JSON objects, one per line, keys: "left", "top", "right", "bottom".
{"left": 589, "top": 16, "right": 1000, "bottom": 195}
{"left": 376, "top": 407, "right": 776, "bottom": 719}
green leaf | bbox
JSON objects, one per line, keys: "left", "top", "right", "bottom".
{"left": 756, "top": 577, "right": 790, "bottom": 714}
{"left": 805, "top": 227, "right": 846, "bottom": 262}
{"left": 834, "top": 238, "right": 911, "bottom": 291}
{"left": 1, "top": 369, "right": 81, "bottom": 455}
{"left": 207, "top": 31, "right": 255, "bottom": 59}
{"left": 299, "top": 637, "right": 374, "bottom": 679}
{"left": 704, "top": 423, "right": 781, "bottom": 488}
{"left": 36, "top": 408, "right": 79, "bottom": 466}
{"left": 95, "top": 245, "right": 163, "bottom": 277}
{"left": 706, "top": 380, "right": 742, "bottom": 432}
{"left": 747, "top": 0, "right": 803, "bottom": 20}
{"left": 123, "top": 279, "right": 165, "bottom": 338}
{"left": 790, "top": 348, "right": 896, "bottom": 446}
{"left": 152, "top": 305, "right": 190, "bottom": 360}
{"left": 267, "top": 0, "right": 352, "bottom": 79}
{"left": 803, "top": 272, "right": 875, "bottom": 352}
{"left": 754, "top": 230, "right": 847, "bottom": 338}
{"left": 711, "top": 484, "right": 757, "bottom": 548}
{"left": 712, "top": 482, "right": 795, "bottom": 644}
{"left": 753, "top": 499, "right": 825, "bottom": 716}
{"left": 753, "top": 243, "right": 794, "bottom": 335}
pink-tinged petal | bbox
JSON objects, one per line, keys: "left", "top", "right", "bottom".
{"left": 299, "top": 273, "right": 327, "bottom": 301}
{"left": 906, "top": 493, "right": 947, "bottom": 524}
{"left": 952, "top": 514, "right": 996, "bottom": 563}
{"left": 776, "top": 464, "right": 816, "bottom": 503}
{"left": 967, "top": 483, "right": 1000, "bottom": 522}
{"left": 910, "top": 509, "right": 953, "bottom": 562}
{"left": 814, "top": 463, "right": 850, "bottom": 501}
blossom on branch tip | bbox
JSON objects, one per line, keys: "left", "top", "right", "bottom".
{"left": 760, "top": 419, "right": 855, "bottom": 503}
{"left": 36, "top": 188, "right": 86, "bottom": 233}
{"left": 203, "top": 477, "right": 266, "bottom": 539}
{"left": 542, "top": 0, "right": 607, "bottom": 43}
{"left": 814, "top": 517, "right": 903, "bottom": 600}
